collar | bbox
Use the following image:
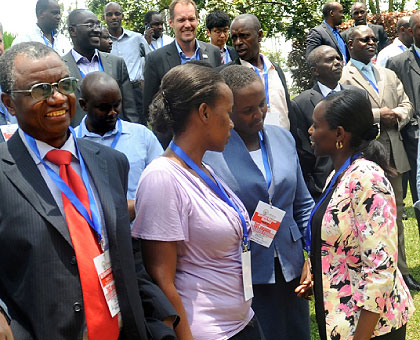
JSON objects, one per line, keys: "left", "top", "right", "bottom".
{"left": 151, "top": 34, "right": 163, "bottom": 42}
{"left": 350, "top": 58, "right": 373, "bottom": 71}
{"left": 78, "top": 115, "right": 126, "bottom": 138}
{"left": 413, "top": 44, "right": 420, "bottom": 57}
{"left": 175, "top": 39, "right": 200, "bottom": 57}
{"left": 110, "top": 27, "right": 132, "bottom": 40}
{"left": 323, "top": 20, "right": 337, "bottom": 31}
{"left": 71, "top": 48, "right": 100, "bottom": 64}
{"left": 35, "top": 24, "right": 57, "bottom": 38}
{"left": 317, "top": 81, "right": 341, "bottom": 97}
{"left": 19, "top": 128, "right": 78, "bottom": 165}
{"left": 240, "top": 53, "right": 274, "bottom": 70}
{"left": 393, "top": 37, "right": 407, "bottom": 49}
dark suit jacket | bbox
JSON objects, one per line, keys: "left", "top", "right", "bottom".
{"left": 0, "top": 133, "right": 177, "bottom": 340}
{"left": 62, "top": 50, "right": 138, "bottom": 126}
{"left": 306, "top": 22, "right": 349, "bottom": 61}
{"left": 290, "top": 83, "right": 367, "bottom": 199}
{"left": 226, "top": 45, "right": 238, "bottom": 62}
{"left": 143, "top": 40, "right": 222, "bottom": 121}
{"left": 341, "top": 23, "right": 390, "bottom": 52}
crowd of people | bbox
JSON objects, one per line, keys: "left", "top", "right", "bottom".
{"left": 0, "top": 0, "right": 418, "bottom": 339}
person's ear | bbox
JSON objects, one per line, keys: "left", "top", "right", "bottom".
{"left": 1, "top": 93, "right": 16, "bottom": 116}
{"left": 336, "top": 126, "right": 346, "bottom": 143}
{"left": 79, "top": 98, "right": 87, "bottom": 112}
{"left": 311, "top": 66, "right": 319, "bottom": 78}
{"left": 257, "top": 29, "right": 263, "bottom": 42}
{"left": 69, "top": 25, "right": 76, "bottom": 38}
{"left": 198, "top": 102, "right": 209, "bottom": 122}
{"left": 206, "top": 28, "right": 211, "bottom": 37}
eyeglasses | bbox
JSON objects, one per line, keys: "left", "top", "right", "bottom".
{"left": 212, "top": 28, "right": 229, "bottom": 35}
{"left": 357, "top": 36, "right": 378, "bottom": 43}
{"left": 10, "top": 77, "right": 78, "bottom": 101}
{"left": 76, "top": 22, "right": 103, "bottom": 30}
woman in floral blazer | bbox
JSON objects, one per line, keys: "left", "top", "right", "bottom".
{"left": 297, "top": 90, "right": 414, "bottom": 340}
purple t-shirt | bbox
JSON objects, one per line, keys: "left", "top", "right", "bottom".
{"left": 132, "top": 157, "right": 254, "bottom": 340}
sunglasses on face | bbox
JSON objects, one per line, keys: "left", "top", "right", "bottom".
{"left": 10, "top": 77, "right": 78, "bottom": 101}
{"left": 357, "top": 36, "right": 378, "bottom": 43}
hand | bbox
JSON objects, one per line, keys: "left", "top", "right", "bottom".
{"left": 144, "top": 28, "right": 154, "bottom": 44}
{"left": 162, "top": 316, "right": 176, "bottom": 329}
{"left": 127, "top": 199, "right": 135, "bottom": 222}
{"left": 295, "top": 259, "right": 313, "bottom": 300}
{"left": 0, "top": 313, "right": 14, "bottom": 340}
{"left": 379, "top": 107, "right": 398, "bottom": 128}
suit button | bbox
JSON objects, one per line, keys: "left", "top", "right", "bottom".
{"left": 73, "top": 302, "right": 82, "bottom": 312}
{"left": 70, "top": 256, "right": 77, "bottom": 265}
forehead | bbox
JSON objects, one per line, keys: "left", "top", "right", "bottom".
{"left": 173, "top": 3, "right": 196, "bottom": 17}
{"left": 352, "top": 4, "right": 366, "bottom": 12}
{"left": 231, "top": 19, "right": 255, "bottom": 33}
{"left": 104, "top": 3, "right": 122, "bottom": 13}
{"left": 87, "top": 81, "right": 121, "bottom": 103}
{"left": 313, "top": 100, "right": 328, "bottom": 121}
{"left": 75, "top": 11, "right": 99, "bottom": 24}
{"left": 13, "top": 53, "right": 68, "bottom": 86}
{"left": 332, "top": 3, "right": 343, "bottom": 11}
{"left": 44, "top": 0, "right": 60, "bottom": 12}
{"left": 320, "top": 48, "right": 340, "bottom": 60}
{"left": 151, "top": 13, "right": 163, "bottom": 22}
{"left": 355, "top": 27, "right": 375, "bottom": 38}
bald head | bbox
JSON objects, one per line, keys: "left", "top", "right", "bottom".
{"left": 322, "top": 2, "right": 343, "bottom": 27}
{"left": 104, "top": 2, "right": 122, "bottom": 13}
{"left": 307, "top": 45, "right": 337, "bottom": 69}
{"left": 231, "top": 14, "right": 261, "bottom": 32}
{"left": 79, "top": 72, "right": 122, "bottom": 135}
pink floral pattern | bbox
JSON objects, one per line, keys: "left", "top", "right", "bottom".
{"left": 320, "top": 158, "right": 414, "bottom": 339}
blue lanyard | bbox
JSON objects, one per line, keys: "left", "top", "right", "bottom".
{"left": 42, "top": 31, "right": 55, "bottom": 49}
{"left": 78, "top": 118, "right": 122, "bottom": 149}
{"left": 415, "top": 48, "right": 420, "bottom": 61}
{"left": 169, "top": 141, "right": 249, "bottom": 250}
{"left": 79, "top": 57, "right": 104, "bottom": 78}
{"left": 304, "top": 153, "right": 361, "bottom": 253}
{"left": 258, "top": 131, "right": 272, "bottom": 193}
{"left": 24, "top": 128, "right": 103, "bottom": 240}
{"left": 360, "top": 66, "right": 379, "bottom": 93}
{"left": 150, "top": 37, "right": 164, "bottom": 51}
{"left": 399, "top": 45, "right": 406, "bottom": 52}
{"left": 252, "top": 56, "right": 270, "bottom": 108}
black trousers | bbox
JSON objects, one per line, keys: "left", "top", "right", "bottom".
{"left": 371, "top": 325, "right": 406, "bottom": 340}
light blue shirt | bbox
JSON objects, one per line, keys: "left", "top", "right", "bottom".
{"left": 350, "top": 58, "right": 378, "bottom": 87}
{"left": 110, "top": 28, "right": 151, "bottom": 81}
{"left": 71, "top": 49, "right": 102, "bottom": 78}
{"left": 0, "top": 87, "right": 17, "bottom": 126}
{"left": 75, "top": 117, "right": 163, "bottom": 200}
{"left": 323, "top": 20, "right": 347, "bottom": 63}
{"left": 175, "top": 39, "right": 201, "bottom": 64}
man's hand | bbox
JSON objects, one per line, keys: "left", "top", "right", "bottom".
{"left": 127, "top": 199, "right": 135, "bottom": 222}
{"left": 380, "top": 107, "right": 399, "bottom": 128}
{"left": 0, "top": 313, "right": 14, "bottom": 340}
{"left": 144, "top": 28, "right": 154, "bottom": 45}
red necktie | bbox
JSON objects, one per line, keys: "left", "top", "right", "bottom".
{"left": 220, "top": 49, "right": 225, "bottom": 64}
{"left": 46, "top": 150, "right": 119, "bottom": 340}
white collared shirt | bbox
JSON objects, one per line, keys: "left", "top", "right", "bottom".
{"left": 317, "top": 81, "right": 341, "bottom": 97}
{"left": 148, "top": 33, "right": 173, "bottom": 51}
{"left": 376, "top": 38, "right": 408, "bottom": 67}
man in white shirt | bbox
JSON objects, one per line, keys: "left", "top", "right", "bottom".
{"left": 12, "top": 0, "right": 71, "bottom": 55}
{"left": 144, "top": 11, "right": 173, "bottom": 51}
{"left": 377, "top": 16, "right": 412, "bottom": 67}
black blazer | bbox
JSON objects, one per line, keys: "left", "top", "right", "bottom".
{"left": 290, "top": 83, "right": 366, "bottom": 199}
{"left": 62, "top": 51, "right": 138, "bottom": 126}
{"left": 226, "top": 45, "right": 238, "bottom": 62}
{"left": 0, "top": 133, "right": 177, "bottom": 340}
{"left": 306, "top": 22, "right": 349, "bottom": 61}
{"left": 341, "top": 23, "right": 390, "bottom": 52}
{"left": 143, "top": 40, "right": 222, "bottom": 121}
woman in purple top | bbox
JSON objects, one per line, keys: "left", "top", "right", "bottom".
{"left": 132, "top": 64, "right": 264, "bottom": 340}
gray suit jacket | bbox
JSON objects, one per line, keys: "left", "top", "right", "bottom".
{"left": 340, "top": 61, "right": 412, "bottom": 173}
{"left": 62, "top": 50, "right": 138, "bottom": 126}
{"left": 0, "top": 133, "right": 177, "bottom": 340}
{"left": 143, "top": 40, "right": 221, "bottom": 121}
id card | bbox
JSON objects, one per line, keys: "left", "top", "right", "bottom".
{"left": 250, "top": 201, "right": 285, "bottom": 248}
{"left": 241, "top": 250, "right": 253, "bottom": 301}
{"left": 93, "top": 250, "right": 120, "bottom": 317}
{"left": 0, "top": 124, "right": 18, "bottom": 142}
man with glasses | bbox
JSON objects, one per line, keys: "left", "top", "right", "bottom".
{"left": 12, "top": 0, "right": 71, "bottom": 56}
{"left": 0, "top": 41, "right": 178, "bottom": 340}
{"left": 340, "top": 25, "right": 418, "bottom": 291}
{"left": 62, "top": 9, "right": 137, "bottom": 127}
{"left": 206, "top": 10, "right": 237, "bottom": 65}
{"left": 104, "top": 2, "right": 151, "bottom": 125}
{"left": 144, "top": 11, "right": 173, "bottom": 51}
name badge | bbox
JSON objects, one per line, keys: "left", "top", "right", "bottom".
{"left": 93, "top": 250, "right": 120, "bottom": 317}
{"left": 0, "top": 124, "right": 18, "bottom": 142}
{"left": 250, "top": 201, "right": 285, "bottom": 248}
{"left": 202, "top": 53, "right": 208, "bottom": 59}
{"left": 241, "top": 250, "right": 253, "bottom": 301}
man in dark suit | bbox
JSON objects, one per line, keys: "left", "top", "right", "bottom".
{"left": 205, "top": 10, "right": 238, "bottom": 64}
{"left": 62, "top": 9, "right": 137, "bottom": 126}
{"left": 306, "top": 1, "right": 349, "bottom": 63}
{"left": 290, "top": 45, "right": 365, "bottom": 200}
{"left": 387, "top": 11, "right": 420, "bottom": 238}
{"left": 0, "top": 42, "right": 177, "bottom": 339}
{"left": 341, "top": 2, "right": 390, "bottom": 52}
{"left": 229, "top": 14, "right": 292, "bottom": 130}
{"left": 143, "top": 0, "right": 221, "bottom": 130}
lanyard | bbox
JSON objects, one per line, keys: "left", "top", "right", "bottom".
{"left": 415, "top": 48, "right": 420, "bottom": 61}
{"left": 252, "top": 56, "right": 270, "bottom": 108}
{"left": 304, "top": 153, "right": 361, "bottom": 253}
{"left": 359, "top": 65, "right": 378, "bottom": 93}
{"left": 399, "top": 45, "right": 406, "bottom": 52}
{"left": 150, "top": 37, "right": 163, "bottom": 51}
{"left": 42, "top": 31, "right": 55, "bottom": 49}
{"left": 79, "top": 57, "right": 104, "bottom": 78}
{"left": 258, "top": 131, "right": 272, "bottom": 194}
{"left": 169, "top": 141, "right": 249, "bottom": 250}
{"left": 24, "top": 128, "right": 103, "bottom": 240}
{"left": 78, "top": 118, "right": 122, "bottom": 149}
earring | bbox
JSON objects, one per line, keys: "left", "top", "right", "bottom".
{"left": 336, "top": 141, "right": 343, "bottom": 149}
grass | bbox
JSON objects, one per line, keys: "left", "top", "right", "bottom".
{"left": 308, "top": 192, "right": 420, "bottom": 340}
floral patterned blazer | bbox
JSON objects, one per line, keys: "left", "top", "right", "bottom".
{"left": 320, "top": 158, "right": 414, "bottom": 339}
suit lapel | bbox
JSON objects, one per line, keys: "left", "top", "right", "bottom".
{"left": 321, "top": 22, "right": 340, "bottom": 50}
{"left": 409, "top": 47, "right": 420, "bottom": 77}
{"left": 373, "top": 65, "right": 385, "bottom": 101}
{"left": 310, "top": 84, "right": 324, "bottom": 107}
{"left": 98, "top": 51, "right": 113, "bottom": 74}
{"left": 346, "top": 62, "right": 380, "bottom": 106}
{"left": 166, "top": 41, "right": 182, "bottom": 70}
{"left": 2, "top": 133, "right": 72, "bottom": 246}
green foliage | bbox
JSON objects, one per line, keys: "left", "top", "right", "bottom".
{"left": 3, "top": 32, "right": 15, "bottom": 51}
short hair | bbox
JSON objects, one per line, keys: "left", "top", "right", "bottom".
{"left": 80, "top": 72, "right": 119, "bottom": 100}
{"left": 350, "top": 2, "right": 366, "bottom": 15}
{"left": 145, "top": 11, "right": 160, "bottom": 24}
{"left": 322, "top": 2, "right": 337, "bottom": 19}
{"left": 36, "top": 0, "right": 55, "bottom": 17}
{"left": 150, "top": 63, "right": 224, "bottom": 135}
{"left": 220, "top": 65, "right": 260, "bottom": 96}
{"left": 346, "top": 26, "right": 360, "bottom": 41}
{"left": 397, "top": 16, "right": 410, "bottom": 31}
{"left": 169, "top": 0, "right": 197, "bottom": 20}
{"left": 232, "top": 14, "right": 261, "bottom": 31}
{"left": 0, "top": 42, "right": 60, "bottom": 94}
{"left": 307, "top": 45, "right": 334, "bottom": 70}
{"left": 409, "top": 11, "right": 420, "bottom": 30}
{"left": 206, "top": 11, "right": 230, "bottom": 30}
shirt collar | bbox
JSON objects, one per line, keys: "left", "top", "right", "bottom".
{"left": 110, "top": 27, "right": 132, "bottom": 41}
{"left": 323, "top": 20, "right": 337, "bottom": 31}
{"left": 35, "top": 24, "right": 57, "bottom": 38}
{"left": 317, "top": 81, "right": 341, "bottom": 97}
{"left": 78, "top": 116, "right": 126, "bottom": 138}
{"left": 175, "top": 39, "right": 200, "bottom": 59}
{"left": 350, "top": 58, "right": 373, "bottom": 71}
{"left": 239, "top": 53, "right": 274, "bottom": 70}
{"left": 71, "top": 48, "right": 100, "bottom": 64}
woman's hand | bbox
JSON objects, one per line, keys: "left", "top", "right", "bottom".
{"left": 295, "top": 259, "right": 313, "bottom": 300}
